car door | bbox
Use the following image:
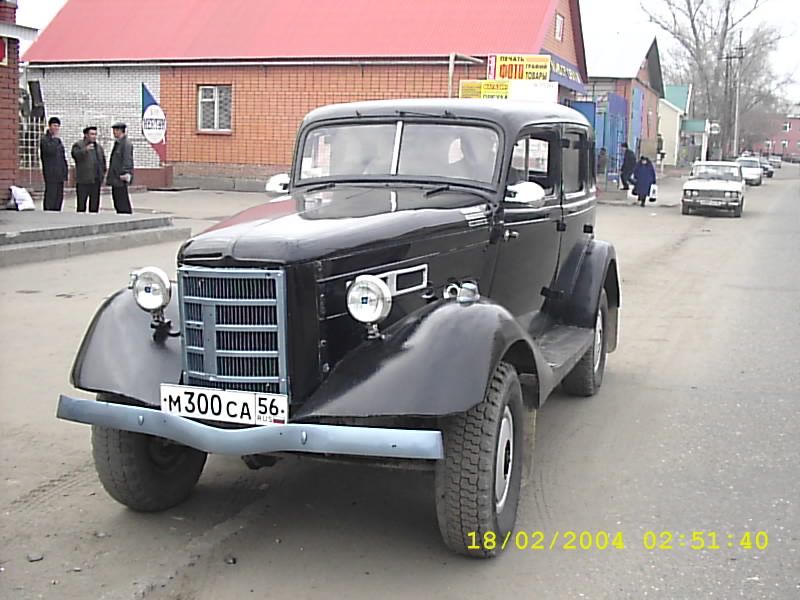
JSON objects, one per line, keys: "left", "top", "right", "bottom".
{"left": 489, "top": 126, "right": 562, "bottom": 330}
{"left": 557, "top": 126, "right": 596, "bottom": 278}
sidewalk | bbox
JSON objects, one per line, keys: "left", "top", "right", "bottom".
{"left": 596, "top": 168, "right": 687, "bottom": 208}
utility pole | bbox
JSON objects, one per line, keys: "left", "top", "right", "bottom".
{"left": 732, "top": 32, "right": 745, "bottom": 156}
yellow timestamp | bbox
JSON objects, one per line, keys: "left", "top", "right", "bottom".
{"left": 465, "top": 530, "right": 769, "bottom": 551}
{"left": 642, "top": 531, "right": 769, "bottom": 551}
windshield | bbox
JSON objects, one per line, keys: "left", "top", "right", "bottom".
{"left": 690, "top": 165, "right": 741, "bottom": 180}
{"left": 738, "top": 159, "right": 759, "bottom": 168}
{"left": 298, "top": 122, "right": 500, "bottom": 185}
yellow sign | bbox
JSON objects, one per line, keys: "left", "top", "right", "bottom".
{"left": 459, "top": 80, "right": 510, "bottom": 99}
{"left": 487, "top": 54, "right": 552, "bottom": 81}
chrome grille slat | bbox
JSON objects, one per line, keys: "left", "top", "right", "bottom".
{"left": 178, "top": 267, "right": 288, "bottom": 397}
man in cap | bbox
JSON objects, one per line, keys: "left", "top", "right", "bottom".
{"left": 71, "top": 126, "right": 107, "bottom": 213}
{"left": 106, "top": 122, "right": 134, "bottom": 214}
{"left": 39, "top": 116, "right": 69, "bottom": 211}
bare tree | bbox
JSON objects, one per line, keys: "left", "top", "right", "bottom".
{"left": 642, "top": 0, "right": 791, "bottom": 155}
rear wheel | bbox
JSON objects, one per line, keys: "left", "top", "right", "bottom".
{"left": 91, "top": 395, "right": 207, "bottom": 511}
{"left": 562, "top": 289, "right": 608, "bottom": 396}
{"left": 434, "top": 362, "right": 532, "bottom": 557}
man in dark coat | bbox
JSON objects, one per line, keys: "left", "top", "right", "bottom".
{"left": 106, "top": 122, "right": 134, "bottom": 214}
{"left": 39, "top": 117, "right": 68, "bottom": 211}
{"left": 71, "top": 126, "right": 107, "bottom": 213}
{"left": 632, "top": 156, "right": 657, "bottom": 207}
{"left": 619, "top": 142, "right": 636, "bottom": 190}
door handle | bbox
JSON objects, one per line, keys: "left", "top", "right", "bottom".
{"left": 503, "top": 230, "right": 519, "bottom": 241}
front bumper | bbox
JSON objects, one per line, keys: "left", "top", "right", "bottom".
{"left": 56, "top": 395, "right": 444, "bottom": 460}
{"left": 683, "top": 198, "right": 741, "bottom": 209}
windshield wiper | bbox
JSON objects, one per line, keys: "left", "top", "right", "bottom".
{"left": 423, "top": 184, "right": 452, "bottom": 198}
{"left": 304, "top": 182, "right": 338, "bottom": 193}
{"left": 395, "top": 109, "right": 456, "bottom": 118}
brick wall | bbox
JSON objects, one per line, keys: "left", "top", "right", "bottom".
{"left": 160, "top": 62, "right": 478, "bottom": 175}
{"left": 25, "top": 65, "right": 162, "bottom": 170}
{"left": 0, "top": 1, "right": 19, "bottom": 202}
{"left": 541, "top": 0, "right": 578, "bottom": 64}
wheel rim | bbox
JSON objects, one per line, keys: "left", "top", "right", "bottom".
{"left": 495, "top": 407, "right": 514, "bottom": 512}
{"left": 593, "top": 307, "right": 604, "bottom": 373}
{"left": 148, "top": 437, "right": 185, "bottom": 470}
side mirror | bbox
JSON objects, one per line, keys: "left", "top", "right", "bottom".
{"left": 505, "top": 181, "right": 546, "bottom": 207}
{"left": 265, "top": 173, "right": 290, "bottom": 194}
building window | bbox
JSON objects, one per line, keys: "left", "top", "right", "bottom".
{"left": 782, "top": 122, "right": 792, "bottom": 132}
{"left": 198, "top": 85, "right": 232, "bottom": 132}
{"left": 0, "top": 38, "right": 8, "bottom": 67}
{"left": 555, "top": 13, "right": 565, "bottom": 42}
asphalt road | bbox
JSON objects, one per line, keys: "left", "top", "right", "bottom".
{"left": 1, "top": 169, "right": 798, "bottom": 599}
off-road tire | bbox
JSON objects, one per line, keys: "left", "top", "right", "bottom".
{"left": 434, "top": 362, "right": 531, "bottom": 558}
{"left": 681, "top": 204, "right": 690, "bottom": 215}
{"left": 91, "top": 403, "right": 207, "bottom": 512}
{"left": 562, "top": 289, "right": 608, "bottom": 397}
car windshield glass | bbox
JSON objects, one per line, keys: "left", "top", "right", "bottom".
{"left": 298, "top": 122, "right": 500, "bottom": 184}
{"left": 691, "top": 165, "right": 740, "bottom": 180}
{"left": 738, "top": 159, "right": 759, "bottom": 168}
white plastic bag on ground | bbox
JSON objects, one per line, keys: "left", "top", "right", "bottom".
{"left": 9, "top": 186, "right": 35, "bottom": 211}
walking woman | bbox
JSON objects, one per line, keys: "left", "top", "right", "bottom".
{"left": 632, "top": 156, "right": 656, "bottom": 207}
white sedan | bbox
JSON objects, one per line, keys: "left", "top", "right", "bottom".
{"left": 682, "top": 161, "right": 746, "bottom": 217}
{"left": 736, "top": 157, "right": 763, "bottom": 185}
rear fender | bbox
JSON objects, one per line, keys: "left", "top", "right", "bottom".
{"left": 295, "top": 299, "right": 553, "bottom": 420}
{"left": 71, "top": 289, "right": 182, "bottom": 406}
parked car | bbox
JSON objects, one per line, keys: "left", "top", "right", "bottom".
{"left": 736, "top": 157, "right": 762, "bottom": 185}
{"left": 768, "top": 155, "right": 782, "bottom": 168}
{"left": 56, "top": 99, "right": 621, "bottom": 558}
{"left": 682, "top": 161, "right": 746, "bottom": 217}
{"left": 759, "top": 157, "right": 774, "bottom": 178}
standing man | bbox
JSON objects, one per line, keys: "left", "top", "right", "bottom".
{"left": 619, "top": 142, "right": 636, "bottom": 191}
{"left": 39, "top": 117, "right": 68, "bottom": 211}
{"left": 106, "top": 122, "right": 134, "bottom": 214}
{"left": 71, "top": 126, "right": 107, "bottom": 213}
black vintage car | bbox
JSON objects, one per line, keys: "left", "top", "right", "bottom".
{"left": 57, "top": 99, "right": 621, "bottom": 557}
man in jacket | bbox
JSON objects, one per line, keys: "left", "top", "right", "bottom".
{"left": 106, "top": 122, "right": 134, "bottom": 214}
{"left": 39, "top": 117, "right": 68, "bottom": 211}
{"left": 71, "top": 126, "right": 107, "bottom": 213}
{"left": 619, "top": 142, "right": 636, "bottom": 191}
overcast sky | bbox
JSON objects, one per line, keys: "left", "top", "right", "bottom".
{"left": 15, "top": 0, "right": 799, "bottom": 100}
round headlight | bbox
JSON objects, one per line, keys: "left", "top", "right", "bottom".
{"left": 724, "top": 191, "right": 732, "bottom": 198}
{"left": 692, "top": 190, "right": 699, "bottom": 197}
{"left": 346, "top": 275, "right": 392, "bottom": 324}
{"left": 129, "top": 267, "right": 172, "bottom": 312}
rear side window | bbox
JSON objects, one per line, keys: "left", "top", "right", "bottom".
{"left": 562, "top": 132, "right": 587, "bottom": 194}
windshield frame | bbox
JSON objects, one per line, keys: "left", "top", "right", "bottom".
{"left": 689, "top": 164, "right": 742, "bottom": 180}
{"left": 291, "top": 116, "right": 506, "bottom": 193}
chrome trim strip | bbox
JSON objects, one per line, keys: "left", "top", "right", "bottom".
{"left": 345, "top": 263, "right": 429, "bottom": 297}
{"left": 57, "top": 395, "right": 444, "bottom": 460}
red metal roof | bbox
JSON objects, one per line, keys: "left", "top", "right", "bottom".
{"left": 23, "top": 0, "right": 559, "bottom": 63}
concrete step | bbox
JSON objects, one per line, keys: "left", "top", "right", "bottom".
{"left": 0, "top": 225, "right": 192, "bottom": 268}
{"left": 0, "top": 213, "right": 175, "bottom": 246}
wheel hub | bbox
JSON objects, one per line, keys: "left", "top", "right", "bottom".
{"left": 495, "top": 406, "right": 514, "bottom": 512}
{"left": 593, "top": 307, "right": 604, "bottom": 373}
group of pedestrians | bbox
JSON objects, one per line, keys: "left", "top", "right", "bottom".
{"left": 39, "top": 117, "right": 135, "bottom": 214}
{"left": 619, "top": 142, "right": 657, "bottom": 207}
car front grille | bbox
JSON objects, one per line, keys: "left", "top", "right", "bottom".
{"left": 699, "top": 190, "right": 727, "bottom": 199}
{"left": 178, "top": 267, "right": 288, "bottom": 396}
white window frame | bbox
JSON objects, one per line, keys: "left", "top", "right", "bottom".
{"left": 554, "top": 13, "right": 565, "bottom": 42}
{"left": 197, "top": 85, "right": 232, "bottom": 132}
{"left": 0, "top": 38, "right": 8, "bottom": 67}
{"left": 783, "top": 122, "right": 791, "bottom": 132}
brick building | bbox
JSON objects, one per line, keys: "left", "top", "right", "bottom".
{"left": 754, "top": 104, "right": 800, "bottom": 161}
{"left": 23, "top": 0, "right": 589, "bottom": 190}
{"left": 1, "top": 0, "right": 19, "bottom": 202}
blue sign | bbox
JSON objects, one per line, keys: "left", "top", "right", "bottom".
{"left": 542, "top": 53, "right": 586, "bottom": 94}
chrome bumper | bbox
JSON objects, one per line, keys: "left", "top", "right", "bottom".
{"left": 56, "top": 395, "right": 444, "bottom": 460}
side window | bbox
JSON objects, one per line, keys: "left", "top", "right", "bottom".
{"left": 509, "top": 134, "right": 554, "bottom": 194}
{"left": 562, "top": 131, "right": 587, "bottom": 194}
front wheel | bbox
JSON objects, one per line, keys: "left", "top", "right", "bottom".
{"left": 562, "top": 289, "right": 608, "bottom": 396}
{"left": 91, "top": 404, "right": 207, "bottom": 511}
{"left": 434, "top": 362, "right": 532, "bottom": 557}
{"left": 681, "top": 204, "right": 690, "bottom": 215}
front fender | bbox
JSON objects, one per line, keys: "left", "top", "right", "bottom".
{"left": 71, "top": 288, "right": 182, "bottom": 406}
{"left": 294, "top": 299, "right": 552, "bottom": 420}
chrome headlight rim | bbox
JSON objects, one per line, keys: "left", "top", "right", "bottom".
{"left": 128, "top": 266, "right": 172, "bottom": 313}
{"left": 346, "top": 275, "right": 392, "bottom": 324}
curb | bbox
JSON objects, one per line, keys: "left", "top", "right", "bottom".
{"left": 0, "top": 226, "right": 192, "bottom": 268}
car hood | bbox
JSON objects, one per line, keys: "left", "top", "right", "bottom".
{"left": 739, "top": 166, "right": 761, "bottom": 176}
{"left": 683, "top": 179, "right": 743, "bottom": 192}
{"left": 178, "top": 185, "right": 489, "bottom": 265}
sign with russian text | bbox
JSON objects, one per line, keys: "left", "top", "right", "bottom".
{"left": 141, "top": 83, "right": 167, "bottom": 163}
{"left": 459, "top": 80, "right": 558, "bottom": 103}
{"left": 487, "top": 54, "right": 551, "bottom": 81}
{"left": 545, "top": 53, "right": 586, "bottom": 93}
{"left": 459, "top": 80, "right": 510, "bottom": 99}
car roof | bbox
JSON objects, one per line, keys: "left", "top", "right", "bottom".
{"left": 694, "top": 161, "right": 740, "bottom": 167}
{"left": 301, "top": 98, "right": 592, "bottom": 131}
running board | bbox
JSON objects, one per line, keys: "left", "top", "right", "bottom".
{"left": 536, "top": 325, "right": 594, "bottom": 384}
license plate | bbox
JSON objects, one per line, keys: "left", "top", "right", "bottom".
{"left": 160, "top": 384, "right": 288, "bottom": 426}
{"left": 700, "top": 199, "right": 722, "bottom": 206}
